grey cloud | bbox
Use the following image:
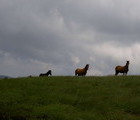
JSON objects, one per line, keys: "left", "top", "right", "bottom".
{"left": 0, "top": 0, "right": 140, "bottom": 77}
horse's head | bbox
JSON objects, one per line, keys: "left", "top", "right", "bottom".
{"left": 126, "top": 61, "right": 130, "bottom": 66}
{"left": 85, "top": 64, "right": 89, "bottom": 70}
{"left": 48, "top": 70, "right": 52, "bottom": 75}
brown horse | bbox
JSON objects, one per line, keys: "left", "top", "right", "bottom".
{"left": 75, "top": 64, "right": 89, "bottom": 76}
{"left": 39, "top": 70, "right": 52, "bottom": 77}
{"left": 115, "top": 61, "right": 129, "bottom": 76}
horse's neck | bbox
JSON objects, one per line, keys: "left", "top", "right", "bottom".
{"left": 84, "top": 66, "right": 88, "bottom": 70}
{"left": 124, "top": 64, "right": 129, "bottom": 69}
{"left": 125, "top": 63, "right": 129, "bottom": 67}
{"left": 83, "top": 67, "right": 86, "bottom": 70}
{"left": 84, "top": 68, "right": 88, "bottom": 71}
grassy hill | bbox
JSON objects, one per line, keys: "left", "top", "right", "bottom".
{"left": 0, "top": 76, "right": 140, "bottom": 120}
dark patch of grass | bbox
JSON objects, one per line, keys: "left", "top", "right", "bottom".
{"left": 0, "top": 76, "right": 140, "bottom": 119}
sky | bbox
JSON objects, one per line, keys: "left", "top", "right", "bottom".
{"left": 0, "top": 0, "right": 140, "bottom": 77}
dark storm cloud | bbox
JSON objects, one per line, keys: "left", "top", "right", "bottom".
{"left": 58, "top": 0, "right": 140, "bottom": 44}
{"left": 0, "top": 0, "right": 140, "bottom": 76}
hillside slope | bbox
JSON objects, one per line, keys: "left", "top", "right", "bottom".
{"left": 0, "top": 76, "right": 140, "bottom": 120}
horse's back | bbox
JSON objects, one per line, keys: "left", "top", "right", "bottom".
{"left": 75, "top": 68, "right": 86, "bottom": 76}
{"left": 39, "top": 74, "right": 43, "bottom": 77}
{"left": 75, "top": 68, "right": 83, "bottom": 72}
{"left": 39, "top": 73, "right": 47, "bottom": 77}
{"left": 115, "top": 65, "right": 128, "bottom": 73}
{"left": 115, "top": 66, "right": 123, "bottom": 71}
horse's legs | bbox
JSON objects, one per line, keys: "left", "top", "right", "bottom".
{"left": 75, "top": 70, "right": 78, "bottom": 76}
{"left": 122, "top": 72, "right": 126, "bottom": 76}
{"left": 115, "top": 71, "right": 119, "bottom": 76}
{"left": 125, "top": 72, "right": 127, "bottom": 76}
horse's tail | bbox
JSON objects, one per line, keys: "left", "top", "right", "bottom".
{"left": 115, "top": 66, "right": 119, "bottom": 76}
{"left": 115, "top": 70, "right": 118, "bottom": 76}
{"left": 75, "top": 69, "right": 78, "bottom": 76}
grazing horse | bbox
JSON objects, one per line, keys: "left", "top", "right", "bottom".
{"left": 115, "top": 61, "right": 130, "bottom": 76}
{"left": 39, "top": 70, "right": 52, "bottom": 77}
{"left": 75, "top": 64, "right": 89, "bottom": 76}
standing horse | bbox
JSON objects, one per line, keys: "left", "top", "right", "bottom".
{"left": 115, "top": 61, "right": 130, "bottom": 76}
{"left": 39, "top": 70, "right": 52, "bottom": 77}
{"left": 75, "top": 64, "right": 89, "bottom": 76}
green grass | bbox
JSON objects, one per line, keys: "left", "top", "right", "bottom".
{"left": 0, "top": 76, "right": 140, "bottom": 120}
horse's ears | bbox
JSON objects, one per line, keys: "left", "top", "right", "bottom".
{"left": 126, "top": 61, "right": 130, "bottom": 64}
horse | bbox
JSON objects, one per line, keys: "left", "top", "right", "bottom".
{"left": 115, "top": 61, "right": 129, "bottom": 76}
{"left": 39, "top": 70, "right": 52, "bottom": 77}
{"left": 75, "top": 64, "right": 89, "bottom": 76}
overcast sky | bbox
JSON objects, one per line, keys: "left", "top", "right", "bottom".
{"left": 0, "top": 0, "right": 140, "bottom": 77}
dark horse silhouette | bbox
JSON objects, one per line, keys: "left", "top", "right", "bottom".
{"left": 115, "top": 61, "right": 130, "bottom": 76}
{"left": 75, "top": 64, "right": 89, "bottom": 76}
{"left": 39, "top": 70, "right": 52, "bottom": 77}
